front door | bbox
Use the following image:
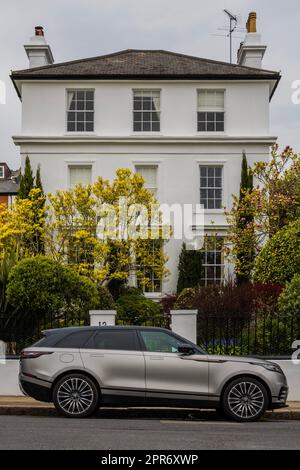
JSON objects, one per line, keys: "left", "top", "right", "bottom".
{"left": 80, "top": 329, "right": 145, "bottom": 402}
{"left": 139, "top": 329, "right": 209, "bottom": 403}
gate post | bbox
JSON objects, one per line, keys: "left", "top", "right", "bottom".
{"left": 170, "top": 310, "right": 198, "bottom": 344}
{"left": 89, "top": 310, "right": 116, "bottom": 327}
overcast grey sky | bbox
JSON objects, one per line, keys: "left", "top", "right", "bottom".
{"left": 1, "top": 0, "right": 299, "bottom": 169}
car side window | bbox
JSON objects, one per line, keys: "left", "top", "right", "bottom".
{"left": 54, "top": 330, "right": 95, "bottom": 348}
{"left": 85, "top": 330, "right": 139, "bottom": 351}
{"left": 140, "top": 330, "right": 182, "bottom": 353}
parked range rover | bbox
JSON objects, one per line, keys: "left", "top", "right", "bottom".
{"left": 19, "top": 326, "right": 288, "bottom": 422}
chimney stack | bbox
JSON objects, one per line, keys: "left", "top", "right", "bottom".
{"left": 24, "top": 26, "right": 54, "bottom": 68}
{"left": 237, "top": 12, "right": 266, "bottom": 68}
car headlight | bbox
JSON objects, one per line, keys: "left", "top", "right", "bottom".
{"left": 253, "top": 362, "right": 284, "bottom": 374}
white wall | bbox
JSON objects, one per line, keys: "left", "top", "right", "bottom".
{"left": 21, "top": 81, "right": 270, "bottom": 136}
{"left": 18, "top": 140, "right": 270, "bottom": 293}
{"left": 1, "top": 359, "right": 299, "bottom": 400}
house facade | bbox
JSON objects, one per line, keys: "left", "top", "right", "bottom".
{"left": 11, "top": 13, "right": 280, "bottom": 296}
{"left": 0, "top": 163, "right": 20, "bottom": 208}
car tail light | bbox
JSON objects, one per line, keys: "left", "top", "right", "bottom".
{"left": 20, "top": 351, "right": 53, "bottom": 359}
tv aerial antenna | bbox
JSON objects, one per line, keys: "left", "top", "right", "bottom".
{"left": 211, "top": 9, "right": 246, "bottom": 63}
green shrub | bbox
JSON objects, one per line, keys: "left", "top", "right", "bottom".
{"left": 176, "top": 243, "right": 203, "bottom": 293}
{"left": 278, "top": 275, "right": 300, "bottom": 317}
{"left": 254, "top": 219, "right": 300, "bottom": 284}
{"left": 96, "top": 285, "right": 115, "bottom": 310}
{"left": 173, "top": 288, "right": 196, "bottom": 309}
{"left": 116, "top": 292, "right": 164, "bottom": 326}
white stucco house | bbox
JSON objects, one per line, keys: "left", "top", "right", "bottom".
{"left": 10, "top": 13, "right": 280, "bottom": 296}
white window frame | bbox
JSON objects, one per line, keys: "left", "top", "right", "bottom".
{"left": 199, "top": 164, "right": 223, "bottom": 210}
{"left": 201, "top": 237, "right": 224, "bottom": 286}
{"left": 197, "top": 89, "right": 225, "bottom": 133}
{"left": 132, "top": 89, "right": 161, "bottom": 133}
{"left": 66, "top": 89, "right": 95, "bottom": 133}
{"left": 135, "top": 164, "right": 158, "bottom": 197}
{"left": 68, "top": 164, "right": 93, "bottom": 188}
{"left": 0, "top": 166, "right": 4, "bottom": 179}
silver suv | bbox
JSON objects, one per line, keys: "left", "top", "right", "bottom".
{"left": 19, "top": 326, "right": 288, "bottom": 422}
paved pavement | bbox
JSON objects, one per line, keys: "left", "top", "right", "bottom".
{"left": 1, "top": 414, "right": 300, "bottom": 450}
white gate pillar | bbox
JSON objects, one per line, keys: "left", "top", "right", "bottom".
{"left": 170, "top": 310, "right": 198, "bottom": 344}
{"left": 89, "top": 310, "right": 116, "bottom": 327}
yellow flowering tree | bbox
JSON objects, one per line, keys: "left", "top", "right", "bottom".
{"left": 48, "top": 168, "right": 169, "bottom": 288}
{"left": 0, "top": 188, "right": 47, "bottom": 258}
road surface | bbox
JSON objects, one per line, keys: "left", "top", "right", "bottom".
{"left": 0, "top": 414, "right": 300, "bottom": 450}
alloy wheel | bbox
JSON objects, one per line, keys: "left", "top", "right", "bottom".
{"left": 57, "top": 377, "right": 94, "bottom": 415}
{"left": 227, "top": 381, "right": 265, "bottom": 419}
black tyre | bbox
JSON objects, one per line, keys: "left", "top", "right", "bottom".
{"left": 221, "top": 377, "right": 268, "bottom": 422}
{"left": 53, "top": 373, "right": 99, "bottom": 418}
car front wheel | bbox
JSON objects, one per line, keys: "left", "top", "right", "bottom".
{"left": 221, "top": 377, "right": 268, "bottom": 422}
{"left": 53, "top": 373, "right": 99, "bottom": 418}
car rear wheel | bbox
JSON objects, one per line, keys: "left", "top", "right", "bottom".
{"left": 53, "top": 373, "right": 99, "bottom": 418}
{"left": 222, "top": 377, "right": 268, "bottom": 422}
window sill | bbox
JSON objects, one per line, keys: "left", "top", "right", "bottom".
{"left": 64, "top": 132, "right": 96, "bottom": 136}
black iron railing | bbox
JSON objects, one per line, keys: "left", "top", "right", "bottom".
{"left": 197, "top": 312, "right": 300, "bottom": 356}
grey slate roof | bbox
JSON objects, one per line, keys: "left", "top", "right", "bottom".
{"left": 11, "top": 49, "right": 280, "bottom": 79}
{"left": 0, "top": 179, "right": 20, "bottom": 195}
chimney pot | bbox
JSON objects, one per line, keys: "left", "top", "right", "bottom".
{"left": 246, "top": 12, "right": 257, "bottom": 33}
{"left": 35, "top": 26, "right": 44, "bottom": 37}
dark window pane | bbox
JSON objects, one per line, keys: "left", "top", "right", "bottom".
{"left": 216, "top": 122, "right": 224, "bottom": 131}
{"left": 55, "top": 330, "right": 94, "bottom": 348}
{"left": 207, "top": 112, "right": 215, "bottom": 121}
{"left": 207, "top": 199, "right": 215, "bottom": 209}
{"left": 86, "top": 101, "right": 94, "bottom": 110}
{"left": 86, "top": 91, "right": 94, "bottom": 100}
{"left": 208, "top": 177, "right": 215, "bottom": 187}
{"left": 200, "top": 189, "right": 207, "bottom": 200}
{"left": 88, "top": 330, "right": 139, "bottom": 351}
{"left": 134, "top": 112, "right": 142, "bottom": 121}
{"left": 68, "top": 112, "right": 75, "bottom": 121}
{"left": 200, "top": 167, "right": 207, "bottom": 177}
{"left": 206, "top": 252, "right": 215, "bottom": 265}
{"left": 143, "top": 99, "right": 151, "bottom": 110}
{"left": 152, "top": 122, "right": 160, "bottom": 132}
{"left": 215, "top": 177, "right": 222, "bottom": 188}
{"left": 207, "top": 122, "right": 215, "bottom": 132}
{"left": 143, "top": 121, "right": 151, "bottom": 131}
{"left": 208, "top": 189, "right": 214, "bottom": 198}
{"left": 198, "top": 122, "right": 206, "bottom": 132}
{"left": 86, "top": 112, "right": 93, "bottom": 121}
{"left": 77, "top": 101, "right": 84, "bottom": 110}
{"left": 143, "top": 112, "right": 151, "bottom": 121}
{"left": 198, "top": 112, "right": 206, "bottom": 121}
{"left": 208, "top": 167, "right": 214, "bottom": 177}
{"left": 152, "top": 112, "right": 160, "bottom": 122}
{"left": 215, "top": 199, "right": 222, "bottom": 209}
{"left": 215, "top": 189, "right": 222, "bottom": 199}
{"left": 77, "top": 112, "right": 84, "bottom": 121}
{"left": 215, "top": 167, "right": 222, "bottom": 177}
{"left": 77, "top": 91, "right": 84, "bottom": 100}
{"left": 216, "top": 112, "right": 224, "bottom": 122}
{"left": 67, "top": 122, "right": 75, "bottom": 132}
{"left": 77, "top": 122, "right": 84, "bottom": 132}
{"left": 86, "top": 122, "right": 94, "bottom": 132}
{"left": 200, "top": 177, "right": 207, "bottom": 188}
{"left": 134, "top": 98, "right": 142, "bottom": 110}
{"left": 206, "top": 266, "right": 215, "bottom": 278}
{"left": 69, "top": 100, "right": 76, "bottom": 110}
{"left": 134, "top": 122, "right": 142, "bottom": 131}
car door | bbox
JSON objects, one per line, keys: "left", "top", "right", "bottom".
{"left": 80, "top": 328, "right": 146, "bottom": 400}
{"left": 139, "top": 329, "right": 209, "bottom": 402}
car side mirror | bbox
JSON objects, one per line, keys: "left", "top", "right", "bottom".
{"left": 178, "top": 344, "right": 195, "bottom": 355}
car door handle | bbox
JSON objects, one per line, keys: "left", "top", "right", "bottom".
{"left": 149, "top": 356, "right": 164, "bottom": 360}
